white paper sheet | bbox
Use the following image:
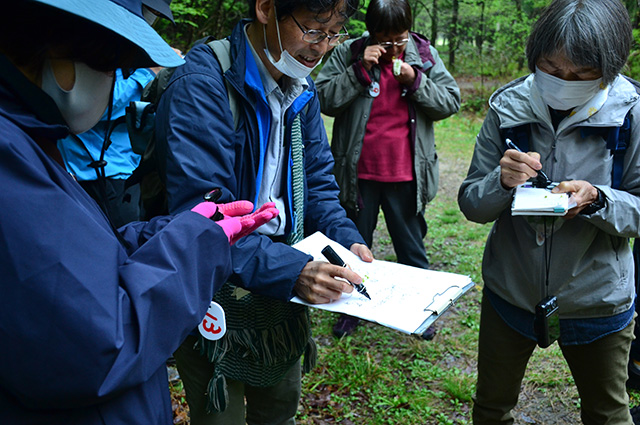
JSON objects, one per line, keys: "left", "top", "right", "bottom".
{"left": 291, "top": 232, "right": 474, "bottom": 334}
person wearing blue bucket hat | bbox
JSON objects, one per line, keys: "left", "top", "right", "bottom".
{"left": 0, "top": 1, "right": 279, "bottom": 424}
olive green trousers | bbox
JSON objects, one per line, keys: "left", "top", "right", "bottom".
{"left": 473, "top": 295, "right": 634, "bottom": 425}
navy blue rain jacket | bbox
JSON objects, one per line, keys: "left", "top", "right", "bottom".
{"left": 157, "top": 20, "right": 365, "bottom": 298}
{"left": 0, "top": 56, "right": 232, "bottom": 424}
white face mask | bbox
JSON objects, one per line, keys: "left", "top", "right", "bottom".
{"left": 263, "top": 10, "right": 321, "bottom": 79}
{"left": 41, "top": 60, "right": 114, "bottom": 134}
{"left": 534, "top": 66, "right": 603, "bottom": 111}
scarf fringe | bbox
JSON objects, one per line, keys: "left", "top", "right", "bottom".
{"left": 197, "top": 313, "right": 311, "bottom": 367}
{"left": 302, "top": 335, "right": 317, "bottom": 374}
{"left": 205, "top": 373, "right": 228, "bottom": 413}
{"left": 197, "top": 312, "right": 318, "bottom": 413}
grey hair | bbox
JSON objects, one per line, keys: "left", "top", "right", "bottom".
{"left": 526, "top": 0, "right": 631, "bottom": 85}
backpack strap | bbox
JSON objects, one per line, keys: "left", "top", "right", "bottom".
{"left": 609, "top": 112, "right": 632, "bottom": 190}
{"left": 206, "top": 39, "right": 240, "bottom": 130}
{"left": 580, "top": 111, "right": 632, "bottom": 190}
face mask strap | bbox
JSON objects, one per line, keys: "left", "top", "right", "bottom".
{"left": 273, "top": 7, "right": 286, "bottom": 56}
{"left": 263, "top": 6, "right": 286, "bottom": 61}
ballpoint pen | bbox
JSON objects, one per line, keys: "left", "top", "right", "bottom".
{"left": 505, "top": 138, "right": 552, "bottom": 187}
{"left": 321, "top": 245, "right": 371, "bottom": 300}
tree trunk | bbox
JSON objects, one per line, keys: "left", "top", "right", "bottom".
{"left": 475, "top": 1, "right": 484, "bottom": 54}
{"left": 431, "top": 0, "right": 438, "bottom": 45}
{"left": 448, "top": 0, "right": 458, "bottom": 69}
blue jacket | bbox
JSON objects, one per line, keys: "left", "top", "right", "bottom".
{"left": 157, "top": 20, "right": 365, "bottom": 300}
{"left": 0, "top": 55, "right": 232, "bottom": 424}
{"left": 58, "top": 68, "right": 155, "bottom": 181}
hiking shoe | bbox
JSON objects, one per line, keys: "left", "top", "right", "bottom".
{"left": 333, "top": 314, "right": 360, "bottom": 337}
{"left": 630, "top": 405, "right": 640, "bottom": 425}
{"left": 420, "top": 324, "right": 437, "bottom": 341}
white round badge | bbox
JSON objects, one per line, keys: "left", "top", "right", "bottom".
{"left": 198, "top": 301, "right": 226, "bottom": 341}
{"left": 369, "top": 81, "right": 380, "bottom": 98}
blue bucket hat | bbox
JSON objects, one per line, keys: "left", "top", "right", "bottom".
{"left": 30, "top": 0, "right": 183, "bottom": 68}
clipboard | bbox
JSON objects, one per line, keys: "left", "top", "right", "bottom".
{"left": 291, "top": 232, "right": 475, "bottom": 335}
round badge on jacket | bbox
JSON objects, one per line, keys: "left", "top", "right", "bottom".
{"left": 198, "top": 301, "right": 226, "bottom": 340}
{"left": 368, "top": 81, "right": 380, "bottom": 98}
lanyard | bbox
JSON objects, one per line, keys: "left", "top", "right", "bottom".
{"left": 542, "top": 217, "right": 555, "bottom": 297}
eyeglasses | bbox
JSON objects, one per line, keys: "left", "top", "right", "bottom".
{"left": 290, "top": 15, "right": 349, "bottom": 46}
{"left": 377, "top": 39, "right": 410, "bottom": 49}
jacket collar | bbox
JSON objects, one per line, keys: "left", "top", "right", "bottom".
{"left": 224, "top": 19, "right": 252, "bottom": 99}
{"left": 0, "top": 55, "right": 69, "bottom": 141}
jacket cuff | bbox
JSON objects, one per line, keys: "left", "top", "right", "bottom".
{"left": 352, "top": 61, "right": 372, "bottom": 87}
{"left": 579, "top": 187, "right": 607, "bottom": 215}
{"left": 405, "top": 66, "right": 422, "bottom": 96}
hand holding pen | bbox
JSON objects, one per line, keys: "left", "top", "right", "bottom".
{"left": 321, "top": 245, "right": 371, "bottom": 300}
{"left": 501, "top": 138, "right": 551, "bottom": 189}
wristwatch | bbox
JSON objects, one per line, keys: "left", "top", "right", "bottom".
{"left": 579, "top": 187, "right": 606, "bottom": 215}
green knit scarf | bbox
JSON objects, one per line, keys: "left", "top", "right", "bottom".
{"left": 197, "top": 114, "right": 315, "bottom": 413}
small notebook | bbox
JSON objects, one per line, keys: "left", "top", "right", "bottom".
{"left": 511, "top": 184, "right": 576, "bottom": 216}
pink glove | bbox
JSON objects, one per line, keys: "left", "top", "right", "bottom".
{"left": 191, "top": 201, "right": 279, "bottom": 245}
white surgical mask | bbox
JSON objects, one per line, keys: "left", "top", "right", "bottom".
{"left": 263, "top": 10, "right": 320, "bottom": 79}
{"left": 41, "top": 59, "right": 114, "bottom": 134}
{"left": 534, "top": 66, "right": 603, "bottom": 111}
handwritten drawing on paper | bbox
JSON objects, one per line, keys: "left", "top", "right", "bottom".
{"left": 291, "top": 232, "right": 473, "bottom": 334}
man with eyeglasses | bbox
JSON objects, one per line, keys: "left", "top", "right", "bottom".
{"left": 155, "top": 0, "right": 371, "bottom": 424}
{"left": 317, "top": 0, "right": 460, "bottom": 339}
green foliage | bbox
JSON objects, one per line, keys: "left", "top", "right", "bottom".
{"left": 344, "top": 0, "right": 368, "bottom": 37}
{"left": 154, "top": 0, "right": 248, "bottom": 51}
{"left": 627, "top": 28, "right": 640, "bottom": 81}
{"left": 153, "top": 0, "right": 640, "bottom": 87}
